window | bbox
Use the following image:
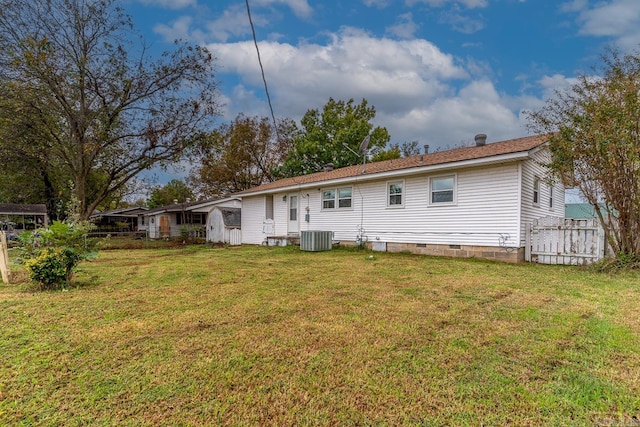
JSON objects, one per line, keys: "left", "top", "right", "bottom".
{"left": 265, "top": 195, "right": 274, "bottom": 220}
{"left": 430, "top": 175, "right": 455, "bottom": 204}
{"left": 322, "top": 187, "right": 352, "bottom": 209}
{"left": 289, "top": 195, "right": 298, "bottom": 221}
{"left": 322, "top": 190, "right": 335, "bottom": 209}
{"left": 176, "top": 212, "right": 205, "bottom": 225}
{"left": 548, "top": 185, "right": 553, "bottom": 209}
{"left": 388, "top": 181, "right": 404, "bottom": 207}
{"left": 338, "top": 187, "right": 352, "bottom": 208}
{"left": 533, "top": 178, "right": 540, "bottom": 205}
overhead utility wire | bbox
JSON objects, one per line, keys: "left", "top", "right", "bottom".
{"left": 245, "top": 0, "right": 280, "bottom": 142}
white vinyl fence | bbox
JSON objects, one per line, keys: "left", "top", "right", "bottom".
{"left": 525, "top": 217, "right": 606, "bottom": 265}
{"left": 229, "top": 229, "right": 242, "bottom": 246}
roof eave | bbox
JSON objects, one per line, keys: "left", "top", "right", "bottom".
{"left": 240, "top": 150, "right": 532, "bottom": 197}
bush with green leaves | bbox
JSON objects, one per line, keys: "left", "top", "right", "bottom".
{"left": 17, "top": 220, "right": 98, "bottom": 289}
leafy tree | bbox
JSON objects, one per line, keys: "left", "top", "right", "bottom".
{"left": 528, "top": 48, "right": 640, "bottom": 263}
{"left": 371, "top": 145, "right": 401, "bottom": 162}
{"left": 0, "top": 0, "right": 221, "bottom": 220}
{"left": 370, "top": 140, "right": 424, "bottom": 162}
{"left": 277, "top": 98, "right": 390, "bottom": 176}
{"left": 0, "top": 82, "right": 70, "bottom": 218}
{"left": 399, "top": 140, "right": 423, "bottom": 157}
{"left": 189, "top": 114, "right": 296, "bottom": 198}
{"left": 148, "top": 179, "right": 194, "bottom": 208}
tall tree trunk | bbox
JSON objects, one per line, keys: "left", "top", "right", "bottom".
{"left": 41, "top": 167, "right": 58, "bottom": 222}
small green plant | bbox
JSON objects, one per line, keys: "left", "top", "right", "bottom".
{"left": 17, "top": 220, "right": 98, "bottom": 289}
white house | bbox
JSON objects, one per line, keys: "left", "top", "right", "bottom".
{"left": 236, "top": 134, "right": 564, "bottom": 262}
{"left": 145, "top": 197, "right": 241, "bottom": 239}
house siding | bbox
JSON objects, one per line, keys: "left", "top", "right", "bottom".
{"left": 264, "top": 163, "right": 523, "bottom": 249}
{"left": 519, "top": 149, "right": 565, "bottom": 246}
{"left": 241, "top": 196, "right": 267, "bottom": 244}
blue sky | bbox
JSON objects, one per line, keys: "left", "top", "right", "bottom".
{"left": 122, "top": 0, "right": 640, "bottom": 190}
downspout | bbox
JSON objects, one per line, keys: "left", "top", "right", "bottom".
{"left": 517, "top": 162, "right": 523, "bottom": 249}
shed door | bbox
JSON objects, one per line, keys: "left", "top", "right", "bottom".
{"left": 159, "top": 215, "right": 171, "bottom": 237}
{"left": 287, "top": 194, "right": 299, "bottom": 235}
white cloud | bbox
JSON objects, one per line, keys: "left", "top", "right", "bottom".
{"left": 566, "top": 0, "right": 640, "bottom": 51}
{"left": 384, "top": 80, "right": 524, "bottom": 148}
{"left": 205, "top": 4, "right": 258, "bottom": 42}
{"left": 386, "top": 13, "right": 420, "bottom": 39}
{"left": 138, "top": 0, "right": 197, "bottom": 9}
{"left": 439, "top": 10, "right": 484, "bottom": 34}
{"left": 253, "top": 0, "right": 313, "bottom": 19}
{"left": 154, "top": 16, "right": 196, "bottom": 42}
{"left": 559, "top": 0, "right": 587, "bottom": 13}
{"left": 406, "top": 0, "right": 488, "bottom": 9}
{"left": 362, "top": 0, "right": 391, "bottom": 7}
{"left": 205, "top": 29, "right": 548, "bottom": 149}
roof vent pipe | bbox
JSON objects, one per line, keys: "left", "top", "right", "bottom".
{"left": 324, "top": 163, "right": 334, "bottom": 172}
{"left": 474, "top": 134, "right": 487, "bottom": 147}
{"left": 423, "top": 144, "right": 429, "bottom": 154}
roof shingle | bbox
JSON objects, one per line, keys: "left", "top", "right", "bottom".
{"left": 239, "top": 134, "right": 547, "bottom": 195}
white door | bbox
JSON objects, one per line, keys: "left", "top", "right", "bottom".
{"left": 287, "top": 194, "right": 299, "bottom": 235}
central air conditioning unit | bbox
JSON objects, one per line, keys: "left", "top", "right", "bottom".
{"left": 300, "top": 230, "right": 333, "bottom": 252}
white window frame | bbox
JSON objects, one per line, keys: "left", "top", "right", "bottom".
{"left": 322, "top": 189, "right": 335, "bottom": 209}
{"left": 429, "top": 174, "right": 456, "bottom": 206}
{"left": 548, "top": 184, "right": 554, "bottom": 210}
{"left": 338, "top": 187, "right": 352, "bottom": 208}
{"left": 321, "top": 186, "right": 353, "bottom": 210}
{"left": 387, "top": 180, "right": 405, "bottom": 208}
{"left": 533, "top": 177, "right": 540, "bottom": 206}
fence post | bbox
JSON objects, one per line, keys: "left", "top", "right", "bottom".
{"left": 0, "top": 231, "right": 10, "bottom": 284}
{"left": 525, "top": 223, "right": 531, "bottom": 262}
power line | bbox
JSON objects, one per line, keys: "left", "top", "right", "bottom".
{"left": 245, "top": 0, "right": 280, "bottom": 141}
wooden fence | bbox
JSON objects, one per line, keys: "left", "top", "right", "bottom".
{"left": 0, "top": 231, "right": 10, "bottom": 283}
{"left": 525, "top": 217, "right": 605, "bottom": 265}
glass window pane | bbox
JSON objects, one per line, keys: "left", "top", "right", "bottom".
{"left": 432, "top": 177, "right": 454, "bottom": 191}
{"left": 390, "top": 194, "right": 402, "bottom": 205}
{"left": 339, "top": 198, "right": 351, "bottom": 208}
{"left": 389, "top": 183, "right": 402, "bottom": 194}
{"left": 338, "top": 187, "right": 351, "bottom": 208}
{"left": 432, "top": 190, "right": 453, "bottom": 203}
{"left": 338, "top": 188, "right": 351, "bottom": 198}
{"left": 322, "top": 190, "right": 335, "bottom": 209}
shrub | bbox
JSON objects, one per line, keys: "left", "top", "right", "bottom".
{"left": 17, "top": 220, "right": 98, "bottom": 289}
{"left": 24, "top": 248, "right": 67, "bottom": 289}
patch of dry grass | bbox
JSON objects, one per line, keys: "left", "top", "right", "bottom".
{"left": 1, "top": 246, "right": 639, "bottom": 425}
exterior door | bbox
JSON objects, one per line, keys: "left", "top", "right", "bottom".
{"left": 159, "top": 215, "right": 171, "bottom": 237}
{"left": 287, "top": 194, "right": 299, "bottom": 235}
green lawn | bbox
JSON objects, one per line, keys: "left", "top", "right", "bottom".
{"left": 1, "top": 246, "right": 639, "bottom": 426}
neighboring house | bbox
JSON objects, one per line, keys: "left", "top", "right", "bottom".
{"left": 90, "top": 206, "right": 148, "bottom": 233}
{"left": 145, "top": 197, "right": 241, "bottom": 239}
{"left": 236, "top": 134, "right": 565, "bottom": 262}
{"left": 0, "top": 204, "right": 49, "bottom": 232}
{"left": 207, "top": 207, "right": 241, "bottom": 245}
{"left": 565, "top": 203, "right": 610, "bottom": 219}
